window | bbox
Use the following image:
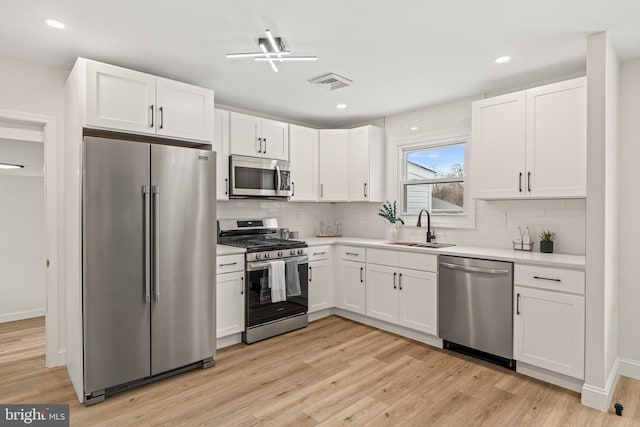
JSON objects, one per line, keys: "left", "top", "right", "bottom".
{"left": 401, "top": 141, "right": 466, "bottom": 216}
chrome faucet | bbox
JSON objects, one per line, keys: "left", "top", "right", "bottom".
{"left": 416, "top": 208, "right": 435, "bottom": 242}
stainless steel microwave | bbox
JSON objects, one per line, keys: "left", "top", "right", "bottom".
{"left": 229, "top": 155, "right": 292, "bottom": 198}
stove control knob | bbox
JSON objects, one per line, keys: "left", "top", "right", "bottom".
{"left": 290, "top": 250, "right": 296, "bottom": 255}
{"left": 265, "top": 253, "right": 271, "bottom": 259}
{"left": 297, "top": 249, "right": 304, "bottom": 255}
{"left": 255, "top": 254, "right": 262, "bottom": 260}
{"left": 278, "top": 251, "right": 283, "bottom": 257}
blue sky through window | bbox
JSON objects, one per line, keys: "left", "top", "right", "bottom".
{"left": 407, "top": 145, "right": 464, "bottom": 177}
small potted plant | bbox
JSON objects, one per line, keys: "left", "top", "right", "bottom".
{"left": 538, "top": 229, "right": 557, "bottom": 253}
{"left": 378, "top": 201, "right": 405, "bottom": 241}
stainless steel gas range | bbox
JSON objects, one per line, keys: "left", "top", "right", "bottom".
{"left": 218, "top": 219, "right": 308, "bottom": 344}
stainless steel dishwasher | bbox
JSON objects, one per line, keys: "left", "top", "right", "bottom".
{"left": 438, "top": 255, "right": 515, "bottom": 368}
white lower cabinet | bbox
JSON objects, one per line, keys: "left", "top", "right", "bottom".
{"left": 513, "top": 263, "right": 585, "bottom": 380}
{"left": 308, "top": 246, "right": 333, "bottom": 313}
{"left": 216, "top": 255, "right": 245, "bottom": 338}
{"left": 338, "top": 259, "right": 366, "bottom": 315}
{"left": 366, "top": 264, "right": 398, "bottom": 323}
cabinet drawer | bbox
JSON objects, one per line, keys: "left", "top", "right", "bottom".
{"left": 309, "top": 245, "right": 331, "bottom": 262}
{"left": 366, "top": 249, "right": 397, "bottom": 266}
{"left": 340, "top": 246, "right": 366, "bottom": 261}
{"left": 399, "top": 253, "right": 437, "bottom": 272}
{"left": 515, "top": 264, "right": 584, "bottom": 295}
{"left": 216, "top": 254, "right": 244, "bottom": 274}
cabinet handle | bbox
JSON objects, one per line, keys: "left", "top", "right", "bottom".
{"left": 257, "top": 138, "right": 262, "bottom": 153}
{"left": 527, "top": 172, "right": 531, "bottom": 192}
{"left": 519, "top": 172, "right": 522, "bottom": 192}
{"left": 159, "top": 106, "right": 164, "bottom": 129}
{"left": 292, "top": 182, "right": 295, "bottom": 197}
{"left": 313, "top": 251, "right": 326, "bottom": 256}
{"left": 219, "top": 262, "right": 238, "bottom": 267}
{"left": 150, "top": 105, "right": 154, "bottom": 128}
{"left": 533, "top": 276, "right": 561, "bottom": 282}
{"left": 320, "top": 184, "right": 324, "bottom": 198}
{"left": 309, "top": 266, "right": 313, "bottom": 282}
{"left": 399, "top": 273, "right": 403, "bottom": 290}
{"left": 241, "top": 276, "right": 244, "bottom": 295}
{"left": 345, "top": 252, "right": 359, "bottom": 256}
{"left": 393, "top": 272, "right": 397, "bottom": 289}
{"left": 263, "top": 138, "right": 267, "bottom": 154}
{"left": 364, "top": 182, "right": 367, "bottom": 198}
{"left": 516, "top": 293, "right": 520, "bottom": 315}
{"left": 360, "top": 267, "right": 363, "bottom": 283}
{"left": 225, "top": 178, "right": 228, "bottom": 195}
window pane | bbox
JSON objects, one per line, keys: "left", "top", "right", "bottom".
{"left": 405, "top": 145, "right": 465, "bottom": 180}
{"left": 404, "top": 182, "right": 464, "bottom": 214}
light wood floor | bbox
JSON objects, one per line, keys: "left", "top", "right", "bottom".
{"left": 1, "top": 316, "right": 640, "bottom": 426}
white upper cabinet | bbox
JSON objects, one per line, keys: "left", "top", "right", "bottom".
{"left": 525, "top": 78, "right": 587, "bottom": 198}
{"left": 347, "top": 126, "right": 385, "bottom": 202}
{"left": 155, "top": 78, "right": 214, "bottom": 142}
{"left": 84, "top": 58, "right": 214, "bottom": 142}
{"left": 213, "top": 109, "right": 230, "bottom": 200}
{"left": 289, "top": 125, "right": 319, "bottom": 201}
{"left": 319, "top": 130, "right": 349, "bottom": 201}
{"left": 472, "top": 77, "right": 586, "bottom": 199}
{"left": 229, "top": 112, "right": 289, "bottom": 160}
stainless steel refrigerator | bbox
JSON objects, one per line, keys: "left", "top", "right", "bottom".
{"left": 82, "top": 135, "right": 216, "bottom": 404}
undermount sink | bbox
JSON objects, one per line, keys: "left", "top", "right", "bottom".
{"left": 385, "top": 241, "right": 456, "bottom": 249}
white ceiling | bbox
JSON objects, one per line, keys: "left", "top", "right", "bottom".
{"left": 1, "top": 0, "right": 639, "bottom": 128}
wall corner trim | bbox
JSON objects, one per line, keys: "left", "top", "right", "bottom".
{"left": 581, "top": 358, "right": 620, "bottom": 411}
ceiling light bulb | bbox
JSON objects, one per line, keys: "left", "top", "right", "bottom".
{"left": 410, "top": 126, "right": 419, "bottom": 131}
{"left": 336, "top": 104, "right": 347, "bottom": 110}
{"left": 45, "top": 19, "right": 65, "bottom": 29}
{"left": 495, "top": 56, "right": 511, "bottom": 64}
{"left": 0, "top": 163, "right": 24, "bottom": 170}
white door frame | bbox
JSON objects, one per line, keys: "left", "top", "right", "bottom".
{"left": 0, "top": 109, "right": 60, "bottom": 367}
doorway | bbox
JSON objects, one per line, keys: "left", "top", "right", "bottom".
{"left": 0, "top": 110, "right": 59, "bottom": 368}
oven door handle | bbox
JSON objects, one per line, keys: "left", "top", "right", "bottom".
{"left": 246, "top": 256, "right": 309, "bottom": 271}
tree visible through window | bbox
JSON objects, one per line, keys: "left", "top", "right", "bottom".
{"left": 402, "top": 144, "right": 465, "bottom": 215}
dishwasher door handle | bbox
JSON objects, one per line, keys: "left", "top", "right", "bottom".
{"left": 439, "top": 262, "right": 510, "bottom": 275}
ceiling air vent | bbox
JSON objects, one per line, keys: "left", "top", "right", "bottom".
{"left": 308, "top": 73, "right": 353, "bottom": 91}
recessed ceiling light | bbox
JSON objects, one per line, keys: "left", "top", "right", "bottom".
{"left": 410, "top": 126, "right": 419, "bottom": 131}
{"left": 0, "top": 163, "right": 24, "bottom": 170}
{"left": 336, "top": 103, "right": 347, "bottom": 110}
{"left": 495, "top": 55, "right": 511, "bottom": 64}
{"left": 45, "top": 19, "right": 65, "bottom": 29}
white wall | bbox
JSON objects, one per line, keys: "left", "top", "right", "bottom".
{"left": 0, "top": 175, "right": 45, "bottom": 322}
{"left": 336, "top": 96, "right": 587, "bottom": 255}
{"left": 618, "top": 58, "right": 640, "bottom": 374}
{"left": 0, "top": 55, "right": 67, "bottom": 356}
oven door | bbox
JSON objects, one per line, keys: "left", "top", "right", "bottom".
{"left": 230, "top": 155, "right": 291, "bottom": 198}
{"left": 245, "top": 256, "right": 308, "bottom": 327}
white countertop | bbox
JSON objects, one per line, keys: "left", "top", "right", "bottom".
{"left": 216, "top": 244, "right": 246, "bottom": 256}
{"left": 302, "top": 237, "right": 585, "bottom": 269}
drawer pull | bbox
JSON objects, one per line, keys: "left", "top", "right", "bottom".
{"left": 219, "top": 262, "right": 238, "bottom": 267}
{"left": 313, "top": 251, "right": 326, "bottom": 256}
{"left": 345, "top": 252, "right": 359, "bottom": 256}
{"left": 533, "top": 275, "right": 561, "bottom": 282}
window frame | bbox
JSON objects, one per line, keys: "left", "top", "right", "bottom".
{"left": 398, "top": 135, "right": 475, "bottom": 229}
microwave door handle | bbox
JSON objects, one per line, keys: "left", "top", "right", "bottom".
{"left": 275, "top": 165, "right": 281, "bottom": 195}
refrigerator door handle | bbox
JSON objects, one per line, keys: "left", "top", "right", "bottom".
{"left": 143, "top": 185, "right": 151, "bottom": 303}
{"left": 153, "top": 185, "right": 160, "bottom": 301}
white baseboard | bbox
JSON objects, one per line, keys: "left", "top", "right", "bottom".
{"left": 0, "top": 308, "right": 45, "bottom": 323}
{"left": 581, "top": 358, "right": 620, "bottom": 412}
{"left": 618, "top": 357, "right": 640, "bottom": 380}
{"left": 309, "top": 309, "right": 333, "bottom": 322}
{"left": 517, "top": 362, "right": 583, "bottom": 393}
{"left": 57, "top": 350, "right": 66, "bottom": 367}
{"left": 217, "top": 333, "right": 242, "bottom": 350}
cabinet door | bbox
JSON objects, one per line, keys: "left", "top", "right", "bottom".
{"left": 230, "top": 112, "right": 261, "bottom": 157}
{"left": 319, "top": 130, "right": 349, "bottom": 201}
{"left": 526, "top": 77, "right": 586, "bottom": 198}
{"left": 289, "top": 125, "right": 319, "bottom": 201}
{"left": 260, "top": 119, "right": 289, "bottom": 160}
{"left": 347, "top": 127, "right": 370, "bottom": 201}
{"left": 472, "top": 92, "right": 526, "bottom": 199}
{"left": 309, "top": 260, "right": 330, "bottom": 313}
{"left": 339, "top": 260, "right": 365, "bottom": 314}
{"left": 214, "top": 109, "right": 230, "bottom": 200}
{"left": 86, "top": 60, "right": 156, "bottom": 134}
{"left": 398, "top": 269, "right": 437, "bottom": 335}
{"left": 216, "top": 271, "right": 245, "bottom": 338}
{"left": 156, "top": 78, "right": 214, "bottom": 142}
{"left": 514, "top": 286, "right": 584, "bottom": 379}
{"left": 365, "top": 264, "right": 399, "bottom": 323}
